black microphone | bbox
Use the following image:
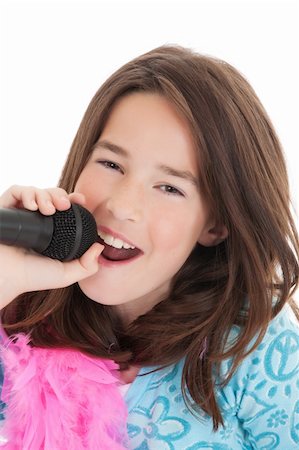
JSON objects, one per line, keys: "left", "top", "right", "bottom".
{"left": 0, "top": 204, "right": 98, "bottom": 261}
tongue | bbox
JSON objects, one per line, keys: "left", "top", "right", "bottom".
{"left": 99, "top": 239, "right": 141, "bottom": 261}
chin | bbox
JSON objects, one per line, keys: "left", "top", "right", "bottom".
{"left": 77, "top": 282, "right": 126, "bottom": 306}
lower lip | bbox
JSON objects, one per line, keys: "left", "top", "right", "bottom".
{"left": 98, "top": 253, "right": 143, "bottom": 268}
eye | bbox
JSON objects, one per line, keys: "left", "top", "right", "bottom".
{"left": 159, "top": 185, "right": 185, "bottom": 197}
{"left": 97, "top": 160, "right": 123, "bottom": 173}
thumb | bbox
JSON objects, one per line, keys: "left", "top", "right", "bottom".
{"left": 60, "top": 242, "right": 104, "bottom": 287}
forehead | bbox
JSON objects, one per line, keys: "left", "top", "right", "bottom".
{"left": 100, "top": 92, "right": 199, "bottom": 172}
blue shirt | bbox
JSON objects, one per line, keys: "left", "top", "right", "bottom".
{"left": 124, "top": 304, "right": 299, "bottom": 449}
{"left": 0, "top": 304, "right": 298, "bottom": 449}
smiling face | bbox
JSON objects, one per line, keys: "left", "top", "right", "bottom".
{"left": 75, "top": 92, "right": 219, "bottom": 323}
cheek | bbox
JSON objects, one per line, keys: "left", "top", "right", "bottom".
{"left": 74, "top": 174, "right": 102, "bottom": 208}
{"left": 74, "top": 173, "right": 90, "bottom": 195}
{"left": 150, "top": 210, "right": 201, "bottom": 254}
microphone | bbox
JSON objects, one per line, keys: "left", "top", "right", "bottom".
{"left": 0, "top": 204, "right": 98, "bottom": 261}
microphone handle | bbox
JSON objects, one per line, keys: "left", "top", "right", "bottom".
{"left": 0, "top": 208, "right": 53, "bottom": 252}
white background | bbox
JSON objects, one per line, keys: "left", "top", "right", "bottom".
{"left": 0, "top": 0, "right": 298, "bottom": 203}
{"left": 0, "top": 0, "right": 298, "bottom": 302}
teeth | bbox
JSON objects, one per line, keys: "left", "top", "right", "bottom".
{"left": 98, "top": 231, "right": 135, "bottom": 250}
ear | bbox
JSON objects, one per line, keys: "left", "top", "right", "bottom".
{"left": 198, "top": 223, "right": 228, "bottom": 247}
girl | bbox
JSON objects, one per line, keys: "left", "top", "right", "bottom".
{"left": 0, "top": 45, "right": 298, "bottom": 449}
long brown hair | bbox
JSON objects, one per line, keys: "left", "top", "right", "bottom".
{"left": 2, "top": 45, "right": 299, "bottom": 429}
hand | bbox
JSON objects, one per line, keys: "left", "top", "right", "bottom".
{"left": 0, "top": 185, "right": 104, "bottom": 309}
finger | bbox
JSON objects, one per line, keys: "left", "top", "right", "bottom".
{"left": 22, "top": 243, "right": 104, "bottom": 293}
{"left": 59, "top": 242, "right": 104, "bottom": 287}
{"left": 68, "top": 192, "right": 87, "bottom": 206}
{"left": 0, "top": 186, "right": 72, "bottom": 214}
{"left": 42, "top": 188, "right": 71, "bottom": 211}
{"left": 0, "top": 185, "right": 38, "bottom": 209}
{"left": 0, "top": 185, "right": 55, "bottom": 214}
{"left": 20, "top": 188, "right": 68, "bottom": 215}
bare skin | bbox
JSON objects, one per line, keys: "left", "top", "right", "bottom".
{"left": 0, "top": 185, "right": 104, "bottom": 309}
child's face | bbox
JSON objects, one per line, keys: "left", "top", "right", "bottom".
{"left": 75, "top": 93, "right": 213, "bottom": 322}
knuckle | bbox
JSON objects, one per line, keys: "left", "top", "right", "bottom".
{"left": 49, "top": 187, "right": 67, "bottom": 196}
{"left": 10, "top": 184, "right": 21, "bottom": 190}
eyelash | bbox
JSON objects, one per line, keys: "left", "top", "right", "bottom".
{"left": 159, "top": 185, "right": 184, "bottom": 196}
{"left": 96, "top": 160, "right": 185, "bottom": 197}
{"left": 99, "top": 160, "right": 122, "bottom": 172}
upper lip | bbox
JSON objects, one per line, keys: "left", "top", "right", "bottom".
{"left": 98, "top": 226, "right": 142, "bottom": 251}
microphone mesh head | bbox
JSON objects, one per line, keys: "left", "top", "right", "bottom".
{"left": 42, "top": 204, "right": 98, "bottom": 261}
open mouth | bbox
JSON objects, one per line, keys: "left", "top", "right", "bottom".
{"left": 98, "top": 236, "right": 142, "bottom": 262}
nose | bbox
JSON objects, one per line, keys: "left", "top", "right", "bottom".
{"left": 105, "top": 178, "right": 144, "bottom": 222}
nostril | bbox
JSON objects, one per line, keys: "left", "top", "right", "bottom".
{"left": 105, "top": 196, "right": 143, "bottom": 222}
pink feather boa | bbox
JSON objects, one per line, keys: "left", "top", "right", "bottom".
{"left": 0, "top": 332, "right": 128, "bottom": 449}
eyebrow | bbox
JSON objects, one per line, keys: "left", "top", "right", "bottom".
{"left": 95, "top": 139, "right": 199, "bottom": 188}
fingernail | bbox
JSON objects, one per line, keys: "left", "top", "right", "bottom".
{"left": 61, "top": 196, "right": 70, "bottom": 205}
{"left": 46, "top": 200, "right": 55, "bottom": 209}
